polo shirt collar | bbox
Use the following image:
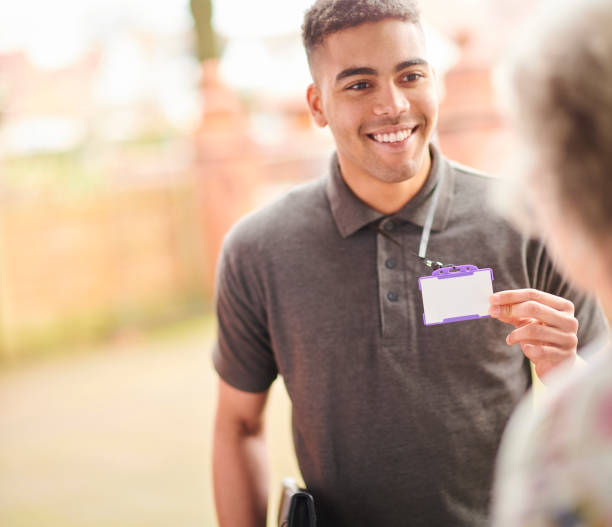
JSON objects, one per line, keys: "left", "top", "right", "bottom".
{"left": 326, "top": 143, "right": 455, "bottom": 238}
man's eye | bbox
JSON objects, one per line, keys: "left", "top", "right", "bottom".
{"left": 347, "top": 81, "right": 370, "bottom": 90}
{"left": 403, "top": 72, "right": 423, "bottom": 82}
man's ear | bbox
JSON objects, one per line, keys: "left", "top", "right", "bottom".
{"left": 306, "top": 84, "right": 328, "bottom": 128}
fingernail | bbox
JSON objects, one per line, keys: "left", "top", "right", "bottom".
{"left": 506, "top": 335, "right": 511, "bottom": 345}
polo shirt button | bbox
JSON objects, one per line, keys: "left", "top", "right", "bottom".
{"left": 387, "top": 291, "right": 399, "bottom": 302}
{"left": 385, "top": 258, "right": 397, "bottom": 269}
{"left": 384, "top": 221, "right": 395, "bottom": 232}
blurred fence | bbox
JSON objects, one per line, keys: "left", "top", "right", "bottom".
{"left": 0, "top": 178, "right": 207, "bottom": 360}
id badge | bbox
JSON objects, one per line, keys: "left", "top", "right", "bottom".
{"left": 419, "top": 265, "right": 494, "bottom": 326}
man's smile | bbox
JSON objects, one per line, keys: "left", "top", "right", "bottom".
{"left": 366, "top": 125, "right": 420, "bottom": 146}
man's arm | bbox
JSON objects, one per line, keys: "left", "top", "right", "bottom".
{"left": 213, "top": 378, "right": 270, "bottom": 527}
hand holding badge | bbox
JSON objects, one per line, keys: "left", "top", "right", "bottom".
{"left": 488, "top": 289, "right": 579, "bottom": 379}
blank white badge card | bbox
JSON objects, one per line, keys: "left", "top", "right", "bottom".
{"left": 419, "top": 265, "right": 494, "bottom": 326}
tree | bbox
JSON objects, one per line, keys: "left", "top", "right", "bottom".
{"left": 189, "top": 0, "right": 218, "bottom": 62}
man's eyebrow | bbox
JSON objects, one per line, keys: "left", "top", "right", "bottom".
{"left": 334, "top": 59, "right": 429, "bottom": 83}
{"left": 395, "top": 58, "right": 428, "bottom": 72}
{"left": 335, "top": 67, "right": 377, "bottom": 83}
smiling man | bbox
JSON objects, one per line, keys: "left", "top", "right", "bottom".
{"left": 306, "top": 17, "right": 436, "bottom": 214}
{"left": 211, "top": 1, "right": 607, "bottom": 526}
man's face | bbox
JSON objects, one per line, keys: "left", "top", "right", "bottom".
{"left": 307, "top": 19, "right": 439, "bottom": 185}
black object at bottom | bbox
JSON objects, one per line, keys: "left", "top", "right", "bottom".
{"left": 278, "top": 478, "right": 316, "bottom": 527}
{"left": 285, "top": 491, "right": 316, "bottom": 527}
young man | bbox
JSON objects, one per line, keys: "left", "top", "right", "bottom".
{"left": 212, "top": 1, "right": 607, "bottom": 526}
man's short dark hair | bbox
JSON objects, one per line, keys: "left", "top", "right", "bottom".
{"left": 302, "top": 0, "right": 421, "bottom": 67}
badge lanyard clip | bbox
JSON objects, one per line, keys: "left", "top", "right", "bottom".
{"left": 370, "top": 170, "right": 451, "bottom": 270}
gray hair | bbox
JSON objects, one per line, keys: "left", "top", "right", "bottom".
{"left": 503, "top": 0, "right": 612, "bottom": 239}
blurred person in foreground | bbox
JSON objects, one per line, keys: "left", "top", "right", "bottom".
{"left": 492, "top": 0, "right": 612, "bottom": 525}
{"left": 211, "top": 1, "right": 607, "bottom": 525}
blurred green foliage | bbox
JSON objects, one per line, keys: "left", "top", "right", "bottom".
{"left": 1, "top": 133, "right": 179, "bottom": 198}
{"left": 0, "top": 291, "right": 211, "bottom": 366}
{"left": 190, "top": 0, "right": 218, "bottom": 62}
{"left": 2, "top": 149, "right": 104, "bottom": 197}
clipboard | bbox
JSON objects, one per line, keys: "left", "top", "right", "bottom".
{"left": 419, "top": 264, "right": 494, "bottom": 326}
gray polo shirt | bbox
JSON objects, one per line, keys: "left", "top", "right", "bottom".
{"left": 213, "top": 144, "right": 606, "bottom": 527}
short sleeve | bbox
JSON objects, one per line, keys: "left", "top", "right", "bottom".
{"left": 212, "top": 234, "right": 277, "bottom": 393}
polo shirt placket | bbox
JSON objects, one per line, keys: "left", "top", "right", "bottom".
{"left": 325, "top": 144, "right": 456, "bottom": 349}
{"left": 377, "top": 217, "right": 409, "bottom": 343}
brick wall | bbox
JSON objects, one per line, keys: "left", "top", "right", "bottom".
{"left": 0, "top": 180, "right": 206, "bottom": 358}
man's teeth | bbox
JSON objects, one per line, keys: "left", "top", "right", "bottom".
{"left": 372, "top": 128, "right": 412, "bottom": 143}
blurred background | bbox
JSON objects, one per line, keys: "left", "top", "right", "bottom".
{"left": 0, "top": 0, "right": 531, "bottom": 525}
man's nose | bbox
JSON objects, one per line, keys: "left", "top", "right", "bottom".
{"left": 372, "top": 83, "right": 410, "bottom": 116}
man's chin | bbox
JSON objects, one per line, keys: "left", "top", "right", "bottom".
{"left": 370, "top": 163, "right": 420, "bottom": 184}
{"left": 368, "top": 148, "right": 428, "bottom": 180}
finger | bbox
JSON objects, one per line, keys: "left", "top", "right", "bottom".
{"left": 520, "top": 343, "right": 570, "bottom": 362}
{"left": 490, "top": 289, "right": 575, "bottom": 314}
{"left": 509, "top": 340, "right": 542, "bottom": 361}
{"left": 507, "top": 323, "right": 578, "bottom": 349}
{"left": 490, "top": 300, "right": 579, "bottom": 332}
{"left": 487, "top": 302, "right": 533, "bottom": 327}
{"left": 521, "top": 343, "right": 543, "bottom": 361}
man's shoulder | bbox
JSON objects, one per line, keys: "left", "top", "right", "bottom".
{"left": 448, "top": 159, "right": 495, "bottom": 179}
{"left": 448, "top": 159, "right": 498, "bottom": 193}
{"left": 443, "top": 156, "right": 504, "bottom": 219}
{"left": 222, "top": 176, "right": 329, "bottom": 256}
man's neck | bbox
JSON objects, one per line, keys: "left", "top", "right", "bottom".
{"left": 338, "top": 153, "right": 432, "bottom": 215}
